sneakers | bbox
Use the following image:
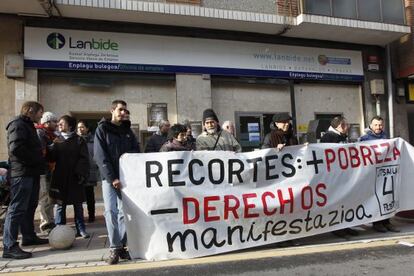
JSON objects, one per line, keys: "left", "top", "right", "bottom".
{"left": 40, "top": 223, "right": 56, "bottom": 234}
{"left": 344, "top": 228, "right": 359, "bottom": 236}
{"left": 373, "top": 222, "right": 388, "bottom": 233}
{"left": 332, "top": 228, "right": 358, "bottom": 239}
{"left": 3, "top": 244, "right": 32, "bottom": 259}
{"left": 107, "top": 248, "right": 131, "bottom": 264}
{"left": 373, "top": 221, "right": 400, "bottom": 233}
{"left": 119, "top": 248, "right": 131, "bottom": 260}
{"left": 332, "top": 229, "right": 349, "bottom": 239}
{"left": 21, "top": 236, "right": 49, "bottom": 246}
{"left": 76, "top": 231, "right": 91, "bottom": 239}
{"left": 107, "top": 249, "right": 120, "bottom": 265}
{"left": 384, "top": 222, "right": 400, "bottom": 233}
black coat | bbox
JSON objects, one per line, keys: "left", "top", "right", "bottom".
{"left": 94, "top": 119, "right": 140, "bottom": 184}
{"left": 262, "top": 128, "right": 298, "bottom": 149}
{"left": 48, "top": 133, "right": 89, "bottom": 205}
{"left": 160, "top": 140, "right": 193, "bottom": 152}
{"left": 145, "top": 133, "right": 168, "bottom": 153}
{"left": 80, "top": 133, "right": 100, "bottom": 185}
{"left": 6, "top": 115, "right": 45, "bottom": 178}
{"left": 320, "top": 131, "right": 348, "bottom": 143}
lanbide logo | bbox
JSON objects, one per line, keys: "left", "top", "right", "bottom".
{"left": 47, "top": 33, "right": 65, "bottom": 49}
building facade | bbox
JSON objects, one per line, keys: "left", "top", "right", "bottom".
{"left": 0, "top": 0, "right": 410, "bottom": 158}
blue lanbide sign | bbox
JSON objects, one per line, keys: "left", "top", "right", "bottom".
{"left": 24, "top": 60, "right": 364, "bottom": 82}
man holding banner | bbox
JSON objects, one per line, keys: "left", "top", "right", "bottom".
{"left": 320, "top": 116, "right": 359, "bottom": 238}
{"left": 196, "top": 108, "right": 241, "bottom": 152}
{"left": 94, "top": 100, "right": 140, "bottom": 265}
{"left": 360, "top": 116, "right": 399, "bottom": 233}
{"left": 262, "top": 113, "right": 298, "bottom": 150}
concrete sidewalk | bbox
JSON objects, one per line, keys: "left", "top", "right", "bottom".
{"left": 1, "top": 211, "right": 414, "bottom": 274}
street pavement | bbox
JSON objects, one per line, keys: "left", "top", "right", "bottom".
{"left": 1, "top": 204, "right": 414, "bottom": 275}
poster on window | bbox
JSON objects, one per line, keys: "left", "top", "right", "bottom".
{"left": 147, "top": 103, "right": 168, "bottom": 130}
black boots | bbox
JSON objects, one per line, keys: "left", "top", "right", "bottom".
{"left": 106, "top": 248, "right": 131, "bottom": 265}
{"left": 21, "top": 236, "right": 49, "bottom": 246}
{"left": 3, "top": 244, "right": 32, "bottom": 259}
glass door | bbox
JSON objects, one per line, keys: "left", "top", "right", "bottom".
{"left": 236, "top": 113, "right": 263, "bottom": 152}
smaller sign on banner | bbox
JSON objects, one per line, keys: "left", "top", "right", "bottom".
{"left": 375, "top": 165, "right": 399, "bottom": 215}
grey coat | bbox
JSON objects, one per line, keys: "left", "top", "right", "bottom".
{"left": 196, "top": 129, "right": 241, "bottom": 152}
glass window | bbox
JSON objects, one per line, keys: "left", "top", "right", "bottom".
{"left": 382, "top": 0, "right": 404, "bottom": 24}
{"left": 304, "top": 0, "right": 331, "bottom": 16}
{"left": 358, "top": 0, "right": 381, "bottom": 22}
{"left": 332, "top": 0, "right": 357, "bottom": 19}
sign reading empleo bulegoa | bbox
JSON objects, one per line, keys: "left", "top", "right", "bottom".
{"left": 25, "top": 27, "right": 363, "bottom": 81}
{"left": 120, "top": 138, "right": 414, "bottom": 261}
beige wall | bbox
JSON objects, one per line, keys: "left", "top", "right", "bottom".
{"left": 394, "top": 101, "right": 412, "bottom": 141}
{"left": 211, "top": 81, "right": 291, "bottom": 123}
{"left": 294, "top": 83, "right": 364, "bottom": 134}
{"left": 0, "top": 15, "right": 22, "bottom": 160}
{"left": 176, "top": 74, "right": 212, "bottom": 123}
{"left": 39, "top": 75, "right": 177, "bottom": 133}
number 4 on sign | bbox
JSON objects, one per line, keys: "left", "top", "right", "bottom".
{"left": 383, "top": 175, "right": 394, "bottom": 202}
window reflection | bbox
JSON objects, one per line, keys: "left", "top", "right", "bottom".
{"left": 303, "top": 0, "right": 404, "bottom": 25}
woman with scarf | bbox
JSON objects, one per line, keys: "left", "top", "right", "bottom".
{"left": 160, "top": 124, "right": 195, "bottom": 152}
{"left": 48, "top": 115, "right": 90, "bottom": 238}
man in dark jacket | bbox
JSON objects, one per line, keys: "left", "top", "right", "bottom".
{"left": 3, "top": 101, "right": 48, "bottom": 259}
{"left": 262, "top": 113, "right": 298, "bottom": 150}
{"left": 94, "top": 100, "right": 140, "bottom": 265}
{"left": 320, "top": 116, "right": 358, "bottom": 239}
{"left": 360, "top": 116, "right": 399, "bottom": 233}
{"left": 144, "top": 119, "right": 170, "bottom": 152}
{"left": 320, "top": 116, "right": 349, "bottom": 143}
{"left": 360, "top": 116, "right": 387, "bottom": 141}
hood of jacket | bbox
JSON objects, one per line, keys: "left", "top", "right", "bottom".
{"left": 327, "top": 126, "right": 347, "bottom": 137}
{"left": 98, "top": 118, "right": 130, "bottom": 135}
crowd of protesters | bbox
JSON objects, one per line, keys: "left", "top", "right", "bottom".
{"left": 1, "top": 99, "right": 398, "bottom": 263}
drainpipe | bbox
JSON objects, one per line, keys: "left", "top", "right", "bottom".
{"left": 375, "top": 95, "right": 381, "bottom": 116}
{"left": 386, "top": 44, "right": 394, "bottom": 138}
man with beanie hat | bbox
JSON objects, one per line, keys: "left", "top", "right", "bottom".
{"left": 196, "top": 108, "right": 241, "bottom": 152}
{"left": 36, "top": 111, "right": 58, "bottom": 233}
{"left": 262, "top": 112, "right": 298, "bottom": 150}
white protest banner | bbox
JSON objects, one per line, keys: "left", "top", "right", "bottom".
{"left": 120, "top": 138, "right": 414, "bottom": 261}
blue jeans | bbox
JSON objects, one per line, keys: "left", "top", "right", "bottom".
{"left": 55, "top": 203, "right": 86, "bottom": 233}
{"left": 3, "top": 176, "right": 40, "bottom": 249}
{"left": 102, "top": 180, "right": 126, "bottom": 249}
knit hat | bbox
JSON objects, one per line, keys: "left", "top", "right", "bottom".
{"left": 202, "top": 108, "right": 219, "bottom": 123}
{"left": 272, "top": 112, "right": 292, "bottom": 123}
{"left": 40, "top": 111, "right": 58, "bottom": 124}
